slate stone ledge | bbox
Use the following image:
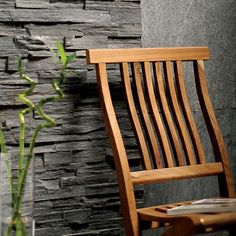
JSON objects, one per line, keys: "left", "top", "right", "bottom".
{"left": 63, "top": 208, "right": 91, "bottom": 226}
{"left": 16, "top": 0, "right": 50, "bottom": 9}
{"left": 62, "top": 227, "right": 123, "bottom": 236}
{"left": 0, "top": 0, "right": 142, "bottom": 235}
{"left": 0, "top": 9, "right": 110, "bottom": 23}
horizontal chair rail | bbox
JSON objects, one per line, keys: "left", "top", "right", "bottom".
{"left": 86, "top": 47, "right": 210, "bottom": 64}
{"left": 131, "top": 163, "right": 224, "bottom": 185}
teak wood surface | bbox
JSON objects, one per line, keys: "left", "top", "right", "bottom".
{"left": 87, "top": 47, "right": 236, "bottom": 236}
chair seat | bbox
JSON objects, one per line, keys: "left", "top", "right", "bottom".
{"left": 138, "top": 201, "right": 236, "bottom": 235}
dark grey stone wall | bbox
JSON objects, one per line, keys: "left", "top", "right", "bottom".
{"left": 141, "top": 1, "right": 235, "bottom": 235}
{"left": 0, "top": 1, "right": 141, "bottom": 235}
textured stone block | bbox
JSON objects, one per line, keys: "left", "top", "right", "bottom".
{"left": 34, "top": 226, "right": 69, "bottom": 236}
{"left": 0, "top": 23, "right": 27, "bottom": 37}
{"left": 0, "top": 0, "right": 15, "bottom": 8}
{"left": 0, "top": 59, "right": 6, "bottom": 71}
{"left": 60, "top": 176, "right": 83, "bottom": 188}
{"left": 35, "top": 185, "right": 85, "bottom": 201}
{"left": 14, "top": 35, "right": 49, "bottom": 51}
{"left": 34, "top": 211, "right": 63, "bottom": 226}
{"left": 63, "top": 120, "right": 104, "bottom": 134}
{"left": 108, "top": 37, "right": 141, "bottom": 48}
{"left": 118, "top": 23, "right": 142, "bottom": 37}
{"left": 28, "top": 50, "right": 52, "bottom": 58}
{"left": 49, "top": 1, "right": 84, "bottom": 9}
{"left": 7, "top": 56, "right": 19, "bottom": 72}
{"left": 63, "top": 208, "right": 91, "bottom": 225}
{"left": 80, "top": 23, "right": 119, "bottom": 37}
{"left": 0, "top": 47, "right": 28, "bottom": 58}
{"left": 0, "top": 86, "right": 25, "bottom": 105}
{"left": 0, "top": 36, "right": 15, "bottom": 50}
{"left": 67, "top": 57, "right": 87, "bottom": 70}
{"left": 26, "top": 24, "right": 84, "bottom": 37}
{"left": 110, "top": 7, "right": 141, "bottom": 24}
{"left": 34, "top": 144, "right": 57, "bottom": 154}
{"left": 0, "top": 10, "right": 11, "bottom": 21}
{"left": 0, "top": 72, "right": 38, "bottom": 85}
{"left": 85, "top": 0, "right": 139, "bottom": 10}
{"left": 29, "top": 36, "right": 64, "bottom": 49}
{"left": 55, "top": 140, "right": 107, "bottom": 152}
{"left": 85, "top": 183, "right": 119, "bottom": 197}
{"left": 122, "top": 0, "right": 140, "bottom": 2}
{"left": 16, "top": 0, "right": 50, "bottom": 8}
{"left": 44, "top": 152, "right": 73, "bottom": 166}
{"left": 8, "top": 9, "right": 110, "bottom": 23}
{"left": 66, "top": 36, "right": 108, "bottom": 50}
{"left": 39, "top": 179, "right": 61, "bottom": 190}
{"left": 24, "top": 58, "right": 60, "bottom": 72}
{"left": 62, "top": 227, "right": 123, "bottom": 236}
{"left": 0, "top": 1, "right": 142, "bottom": 235}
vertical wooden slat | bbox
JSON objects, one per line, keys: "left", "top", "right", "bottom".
{"left": 154, "top": 62, "right": 185, "bottom": 166}
{"left": 164, "top": 61, "right": 196, "bottom": 165}
{"left": 120, "top": 62, "right": 152, "bottom": 170}
{"left": 142, "top": 62, "right": 174, "bottom": 168}
{"left": 96, "top": 63, "right": 140, "bottom": 235}
{"left": 132, "top": 62, "right": 162, "bottom": 168}
{"left": 194, "top": 60, "right": 235, "bottom": 197}
{"left": 174, "top": 61, "right": 206, "bottom": 164}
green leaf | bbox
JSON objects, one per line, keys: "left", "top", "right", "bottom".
{"left": 17, "top": 56, "right": 24, "bottom": 75}
{"left": 67, "top": 53, "right": 76, "bottom": 64}
{"left": 57, "top": 41, "right": 67, "bottom": 67}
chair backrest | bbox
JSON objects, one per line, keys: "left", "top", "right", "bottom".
{"left": 87, "top": 47, "right": 235, "bottom": 235}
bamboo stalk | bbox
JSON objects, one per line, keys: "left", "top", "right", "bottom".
{"left": 0, "top": 129, "right": 16, "bottom": 206}
{"left": 4, "top": 42, "right": 75, "bottom": 236}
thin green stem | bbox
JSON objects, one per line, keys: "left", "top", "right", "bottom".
{"left": 12, "top": 80, "right": 65, "bottom": 232}
{"left": 18, "top": 113, "right": 25, "bottom": 190}
{"left": 18, "top": 79, "right": 64, "bottom": 197}
{"left": 0, "top": 128, "right": 7, "bottom": 153}
{"left": 4, "top": 43, "right": 74, "bottom": 235}
{"left": 16, "top": 72, "right": 35, "bottom": 223}
{"left": 0, "top": 129, "right": 16, "bottom": 205}
{"left": 5, "top": 60, "right": 36, "bottom": 235}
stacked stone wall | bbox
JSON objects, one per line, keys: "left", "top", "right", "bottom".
{"left": 0, "top": 1, "right": 142, "bottom": 235}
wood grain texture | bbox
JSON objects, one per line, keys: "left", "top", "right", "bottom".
{"left": 121, "top": 62, "right": 152, "bottom": 170}
{"left": 142, "top": 61, "right": 174, "bottom": 168}
{"left": 194, "top": 60, "right": 235, "bottom": 197}
{"left": 131, "top": 163, "right": 224, "bottom": 185}
{"left": 153, "top": 61, "right": 185, "bottom": 166}
{"left": 87, "top": 47, "right": 210, "bottom": 64}
{"left": 132, "top": 62, "right": 162, "bottom": 168}
{"left": 174, "top": 61, "right": 205, "bottom": 164}
{"left": 96, "top": 63, "right": 140, "bottom": 236}
{"left": 87, "top": 47, "right": 236, "bottom": 236}
{"left": 164, "top": 61, "right": 196, "bottom": 165}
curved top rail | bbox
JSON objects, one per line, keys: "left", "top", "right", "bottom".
{"left": 87, "top": 47, "right": 210, "bottom": 64}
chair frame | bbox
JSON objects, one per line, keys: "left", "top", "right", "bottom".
{"left": 87, "top": 47, "right": 236, "bottom": 236}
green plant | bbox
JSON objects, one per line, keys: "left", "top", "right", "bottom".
{"left": 0, "top": 41, "right": 75, "bottom": 236}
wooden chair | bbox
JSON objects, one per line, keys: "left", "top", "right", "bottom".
{"left": 86, "top": 47, "right": 236, "bottom": 236}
